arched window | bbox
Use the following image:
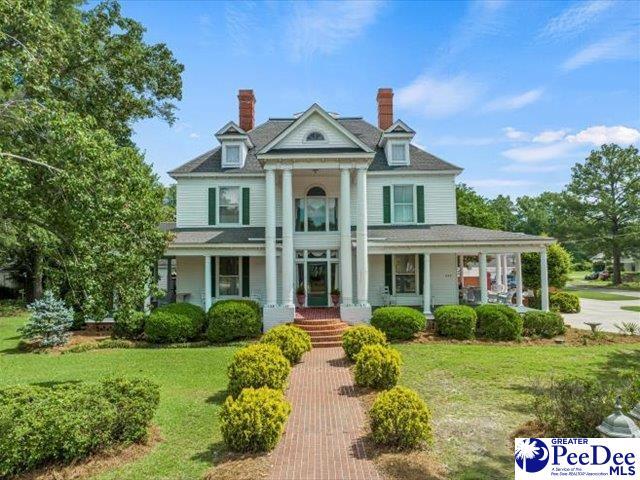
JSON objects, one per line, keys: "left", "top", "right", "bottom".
{"left": 295, "top": 186, "right": 337, "bottom": 232}
{"left": 306, "top": 131, "right": 325, "bottom": 142}
{"left": 307, "top": 186, "right": 326, "bottom": 196}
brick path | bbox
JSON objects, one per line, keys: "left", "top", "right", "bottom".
{"left": 269, "top": 347, "right": 382, "bottom": 480}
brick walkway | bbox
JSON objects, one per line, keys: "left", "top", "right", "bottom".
{"left": 269, "top": 347, "right": 382, "bottom": 480}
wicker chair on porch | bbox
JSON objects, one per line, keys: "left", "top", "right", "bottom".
{"left": 380, "top": 286, "right": 397, "bottom": 306}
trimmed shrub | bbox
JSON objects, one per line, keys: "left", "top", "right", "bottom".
{"left": 220, "top": 387, "right": 291, "bottom": 452}
{"left": 144, "top": 311, "right": 194, "bottom": 343}
{"left": 550, "top": 292, "right": 580, "bottom": 313}
{"left": 354, "top": 344, "right": 401, "bottom": 390}
{"left": 475, "top": 304, "right": 523, "bottom": 341}
{"left": 207, "top": 301, "right": 262, "bottom": 343}
{"left": 0, "top": 377, "right": 159, "bottom": 477}
{"left": 156, "top": 303, "right": 207, "bottom": 334}
{"left": 342, "top": 325, "right": 387, "bottom": 361}
{"left": 18, "top": 291, "right": 74, "bottom": 347}
{"left": 98, "top": 339, "right": 134, "bottom": 349}
{"left": 369, "top": 386, "right": 432, "bottom": 449}
{"left": 112, "top": 309, "right": 145, "bottom": 339}
{"left": 370, "top": 307, "right": 426, "bottom": 340}
{"left": 434, "top": 305, "right": 477, "bottom": 340}
{"left": 260, "top": 325, "right": 312, "bottom": 365}
{"left": 523, "top": 311, "right": 566, "bottom": 338}
{"left": 227, "top": 344, "right": 291, "bottom": 398}
{"left": 211, "top": 298, "right": 261, "bottom": 317}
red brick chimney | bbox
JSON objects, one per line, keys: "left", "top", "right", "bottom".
{"left": 377, "top": 88, "right": 393, "bottom": 130}
{"left": 238, "top": 89, "right": 255, "bottom": 132}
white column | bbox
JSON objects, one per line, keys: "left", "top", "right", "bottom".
{"left": 516, "top": 252, "right": 524, "bottom": 308}
{"left": 339, "top": 167, "right": 353, "bottom": 305}
{"left": 479, "top": 253, "right": 488, "bottom": 304}
{"left": 495, "top": 254, "right": 502, "bottom": 290}
{"left": 281, "top": 168, "right": 294, "bottom": 307}
{"left": 204, "top": 255, "right": 212, "bottom": 311}
{"left": 265, "top": 168, "right": 277, "bottom": 306}
{"left": 459, "top": 255, "right": 465, "bottom": 287}
{"left": 540, "top": 247, "right": 549, "bottom": 312}
{"left": 356, "top": 167, "right": 369, "bottom": 306}
{"left": 502, "top": 254, "right": 509, "bottom": 287}
{"left": 423, "top": 253, "right": 431, "bottom": 315}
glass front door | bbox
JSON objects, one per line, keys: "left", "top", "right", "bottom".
{"left": 307, "top": 262, "right": 328, "bottom": 306}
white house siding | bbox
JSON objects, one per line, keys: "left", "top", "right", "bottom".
{"left": 366, "top": 174, "right": 457, "bottom": 225}
{"left": 273, "top": 113, "right": 357, "bottom": 149}
{"left": 175, "top": 256, "right": 205, "bottom": 307}
{"left": 368, "top": 253, "right": 458, "bottom": 307}
{"left": 176, "top": 177, "right": 266, "bottom": 228}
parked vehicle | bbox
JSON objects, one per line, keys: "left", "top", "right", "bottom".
{"left": 584, "top": 272, "right": 600, "bottom": 280}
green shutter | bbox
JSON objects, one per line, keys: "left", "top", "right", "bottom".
{"left": 211, "top": 256, "right": 216, "bottom": 299}
{"left": 208, "top": 188, "right": 216, "bottom": 225}
{"left": 242, "top": 187, "right": 250, "bottom": 225}
{"left": 419, "top": 254, "right": 424, "bottom": 294}
{"left": 242, "top": 257, "right": 250, "bottom": 297}
{"left": 384, "top": 255, "right": 393, "bottom": 294}
{"left": 416, "top": 185, "right": 425, "bottom": 223}
{"left": 383, "top": 186, "right": 391, "bottom": 224}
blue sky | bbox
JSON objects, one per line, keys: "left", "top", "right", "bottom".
{"left": 121, "top": 0, "right": 640, "bottom": 198}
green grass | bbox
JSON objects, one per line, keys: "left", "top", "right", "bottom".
{"left": 566, "top": 270, "right": 640, "bottom": 291}
{"left": 621, "top": 306, "right": 640, "bottom": 312}
{"left": 567, "top": 289, "right": 640, "bottom": 301}
{"left": 0, "top": 314, "right": 239, "bottom": 480}
{"left": 396, "top": 342, "right": 640, "bottom": 479}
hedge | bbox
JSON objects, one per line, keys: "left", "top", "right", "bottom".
{"left": 260, "top": 325, "right": 312, "bottom": 365}
{"left": 207, "top": 301, "right": 262, "bottom": 343}
{"left": 155, "top": 303, "right": 207, "bottom": 334}
{"left": 370, "top": 307, "right": 426, "bottom": 340}
{"left": 211, "top": 299, "right": 261, "bottom": 317}
{"left": 434, "top": 305, "right": 477, "bottom": 340}
{"left": 227, "top": 344, "right": 291, "bottom": 398}
{"left": 550, "top": 292, "right": 580, "bottom": 313}
{"left": 475, "top": 304, "right": 523, "bottom": 341}
{"left": 354, "top": 344, "right": 401, "bottom": 390}
{"left": 112, "top": 309, "right": 145, "bottom": 339}
{"left": 0, "top": 377, "right": 159, "bottom": 477}
{"left": 144, "top": 311, "right": 197, "bottom": 343}
{"left": 342, "top": 325, "right": 387, "bottom": 361}
{"left": 523, "top": 311, "right": 566, "bottom": 338}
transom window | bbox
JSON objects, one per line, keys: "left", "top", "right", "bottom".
{"left": 295, "top": 187, "right": 338, "bottom": 232}
{"left": 393, "top": 185, "right": 415, "bottom": 223}
{"left": 394, "top": 254, "right": 417, "bottom": 294}
{"left": 219, "top": 186, "right": 240, "bottom": 224}
{"left": 306, "top": 131, "right": 325, "bottom": 142}
{"left": 218, "top": 257, "right": 240, "bottom": 296}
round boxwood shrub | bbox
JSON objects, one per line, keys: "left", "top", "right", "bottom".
{"left": 369, "top": 386, "right": 432, "bottom": 449}
{"left": 207, "top": 301, "right": 262, "bottom": 343}
{"left": 434, "top": 305, "right": 477, "bottom": 340}
{"left": 370, "top": 307, "right": 426, "bottom": 340}
{"left": 227, "top": 344, "right": 291, "bottom": 398}
{"left": 550, "top": 292, "right": 580, "bottom": 313}
{"left": 220, "top": 387, "right": 291, "bottom": 452}
{"left": 112, "top": 309, "right": 145, "bottom": 339}
{"left": 211, "top": 299, "right": 261, "bottom": 317}
{"left": 144, "top": 311, "right": 198, "bottom": 343}
{"left": 475, "top": 304, "right": 523, "bottom": 341}
{"left": 260, "top": 325, "right": 312, "bottom": 365}
{"left": 354, "top": 344, "right": 402, "bottom": 390}
{"left": 342, "top": 325, "right": 387, "bottom": 361}
{"left": 155, "top": 303, "right": 207, "bottom": 334}
{"left": 523, "top": 311, "right": 566, "bottom": 338}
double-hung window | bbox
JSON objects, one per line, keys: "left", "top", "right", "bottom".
{"left": 393, "top": 185, "right": 414, "bottom": 223}
{"left": 218, "top": 257, "right": 240, "bottom": 296}
{"left": 394, "top": 254, "right": 417, "bottom": 294}
{"left": 219, "top": 187, "right": 240, "bottom": 224}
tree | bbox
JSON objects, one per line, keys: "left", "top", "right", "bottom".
{"left": 489, "top": 194, "right": 518, "bottom": 231}
{"left": 521, "top": 243, "right": 572, "bottom": 298}
{"left": 163, "top": 184, "right": 177, "bottom": 222}
{"left": 456, "top": 184, "right": 503, "bottom": 230}
{"left": 563, "top": 144, "right": 640, "bottom": 284}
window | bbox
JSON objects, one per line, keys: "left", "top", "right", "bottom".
{"left": 306, "top": 131, "right": 325, "bottom": 142}
{"left": 393, "top": 185, "right": 414, "bottom": 223}
{"left": 225, "top": 145, "right": 240, "bottom": 166}
{"left": 295, "top": 187, "right": 338, "bottom": 232}
{"left": 218, "top": 257, "right": 240, "bottom": 296}
{"left": 394, "top": 254, "right": 417, "bottom": 294}
{"left": 391, "top": 144, "right": 406, "bottom": 163}
{"left": 219, "top": 187, "right": 240, "bottom": 224}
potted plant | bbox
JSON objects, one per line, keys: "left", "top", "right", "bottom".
{"left": 330, "top": 288, "right": 340, "bottom": 306}
{"left": 296, "top": 284, "right": 306, "bottom": 306}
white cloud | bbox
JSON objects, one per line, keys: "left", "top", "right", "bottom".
{"left": 502, "top": 142, "right": 576, "bottom": 163}
{"left": 396, "top": 74, "right": 483, "bottom": 118}
{"left": 466, "top": 179, "right": 534, "bottom": 188}
{"left": 562, "top": 31, "right": 639, "bottom": 71}
{"left": 503, "top": 127, "right": 530, "bottom": 141}
{"left": 566, "top": 125, "right": 640, "bottom": 145}
{"left": 501, "top": 163, "right": 564, "bottom": 173}
{"left": 484, "top": 88, "right": 544, "bottom": 112}
{"left": 189, "top": 133, "right": 200, "bottom": 139}
{"left": 286, "top": 1, "right": 384, "bottom": 60}
{"left": 539, "top": 0, "right": 613, "bottom": 40}
{"left": 533, "top": 129, "right": 568, "bottom": 143}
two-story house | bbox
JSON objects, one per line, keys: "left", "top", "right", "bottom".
{"left": 163, "top": 89, "right": 553, "bottom": 329}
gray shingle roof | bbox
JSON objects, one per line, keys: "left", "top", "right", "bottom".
{"left": 168, "top": 117, "right": 461, "bottom": 175}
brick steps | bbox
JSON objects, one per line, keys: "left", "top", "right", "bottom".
{"left": 293, "top": 308, "right": 349, "bottom": 348}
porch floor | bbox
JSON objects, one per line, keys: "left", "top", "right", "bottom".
{"left": 294, "top": 307, "right": 340, "bottom": 321}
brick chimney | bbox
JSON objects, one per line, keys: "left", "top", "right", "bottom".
{"left": 377, "top": 88, "right": 393, "bottom": 130}
{"left": 238, "top": 89, "right": 255, "bottom": 132}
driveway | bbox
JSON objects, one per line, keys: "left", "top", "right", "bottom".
{"left": 563, "top": 291, "right": 640, "bottom": 333}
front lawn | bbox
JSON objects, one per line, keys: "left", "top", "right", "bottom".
{"left": 395, "top": 342, "right": 640, "bottom": 479}
{"left": 567, "top": 289, "right": 640, "bottom": 301}
{"left": 566, "top": 271, "right": 640, "bottom": 292}
{"left": 621, "top": 306, "right": 640, "bottom": 313}
{"left": 0, "top": 313, "right": 238, "bottom": 480}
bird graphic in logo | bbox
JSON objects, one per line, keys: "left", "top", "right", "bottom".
{"left": 515, "top": 438, "right": 550, "bottom": 473}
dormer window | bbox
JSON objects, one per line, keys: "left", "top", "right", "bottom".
{"left": 225, "top": 145, "right": 240, "bottom": 165}
{"left": 221, "top": 142, "right": 246, "bottom": 168}
{"left": 305, "top": 131, "right": 325, "bottom": 142}
{"left": 387, "top": 141, "right": 410, "bottom": 166}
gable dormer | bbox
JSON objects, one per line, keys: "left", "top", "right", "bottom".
{"left": 378, "top": 120, "right": 415, "bottom": 166}
{"left": 215, "top": 121, "right": 254, "bottom": 168}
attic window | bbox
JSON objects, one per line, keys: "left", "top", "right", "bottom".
{"left": 306, "top": 131, "right": 325, "bottom": 142}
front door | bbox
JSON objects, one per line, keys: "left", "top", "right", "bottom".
{"left": 307, "top": 262, "right": 328, "bottom": 306}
